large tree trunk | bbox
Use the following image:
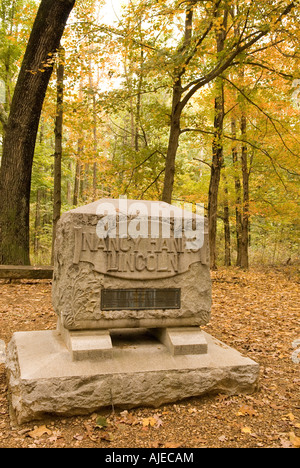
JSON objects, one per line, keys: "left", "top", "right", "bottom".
{"left": 0, "top": 0, "right": 75, "bottom": 265}
{"left": 207, "top": 9, "right": 228, "bottom": 269}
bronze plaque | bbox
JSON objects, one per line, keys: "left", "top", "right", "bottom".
{"left": 101, "top": 288, "right": 181, "bottom": 311}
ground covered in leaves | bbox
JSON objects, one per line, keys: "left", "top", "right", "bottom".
{"left": 0, "top": 267, "right": 299, "bottom": 448}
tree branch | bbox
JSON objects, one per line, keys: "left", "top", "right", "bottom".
{"left": 139, "top": 168, "right": 165, "bottom": 198}
{"left": 193, "top": 157, "right": 211, "bottom": 168}
{"left": 182, "top": 126, "right": 297, "bottom": 190}
{"left": 222, "top": 75, "right": 300, "bottom": 158}
{"left": 180, "top": 29, "right": 267, "bottom": 108}
{"left": 239, "top": 60, "right": 295, "bottom": 79}
{"left": 179, "top": 1, "right": 297, "bottom": 109}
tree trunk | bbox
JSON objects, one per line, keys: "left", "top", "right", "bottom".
{"left": 73, "top": 156, "right": 81, "bottom": 206}
{"left": 231, "top": 116, "right": 243, "bottom": 266}
{"left": 240, "top": 112, "right": 250, "bottom": 269}
{"left": 0, "top": 0, "right": 75, "bottom": 265}
{"left": 162, "top": 79, "right": 182, "bottom": 204}
{"left": 67, "top": 161, "right": 72, "bottom": 205}
{"left": 52, "top": 47, "right": 65, "bottom": 264}
{"left": 207, "top": 9, "right": 228, "bottom": 269}
{"left": 162, "top": 6, "right": 193, "bottom": 204}
{"left": 222, "top": 172, "right": 231, "bottom": 266}
{"left": 208, "top": 78, "right": 225, "bottom": 269}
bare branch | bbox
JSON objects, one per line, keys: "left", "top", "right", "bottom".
{"left": 193, "top": 157, "right": 211, "bottom": 168}
{"left": 240, "top": 60, "right": 295, "bottom": 79}
{"left": 139, "top": 168, "right": 165, "bottom": 198}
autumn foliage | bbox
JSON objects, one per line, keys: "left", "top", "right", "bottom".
{"left": 0, "top": 0, "right": 299, "bottom": 266}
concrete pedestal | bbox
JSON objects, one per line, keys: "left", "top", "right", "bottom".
{"left": 6, "top": 328, "right": 259, "bottom": 425}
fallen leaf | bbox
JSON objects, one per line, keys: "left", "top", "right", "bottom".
{"left": 95, "top": 416, "right": 108, "bottom": 428}
{"left": 241, "top": 426, "right": 252, "bottom": 434}
{"left": 48, "top": 430, "right": 63, "bottom": 443}
{"left": 84, "top": 422, "right": 98, "bottom": 441}
{"left": 289, "top": 432, "right": 300, "bottom": 448}
{"left": 100, "top": 432, "right": 114, "bottom": 442}
{"left": 119, "top": 411, "right": 139, "bottom": 426}
{"left": 236, "top": 405, "right": 258, "bottom": 417}
{"left": 28, "top": 425, "right": 52, "bottom": 439}
{"left": 188, "top": 407, "right": 198, "bottom": 414}
{"left": 280, "top": 438, "right": 293, "bottom": 448}
{"left": 142, "top": 417, "right": 156, "bottom": 428}
{"left": 153, "top": 414, "right": 163, "bottom": 428}
{"left": 287, "top": 413, "right": 295, "bottom": 422}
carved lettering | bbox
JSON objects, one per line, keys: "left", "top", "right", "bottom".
{"left": 82, "top": 232, "right": 97, "bottom": 252}
{"left": 73, "top": 228, "right": 207, "bottom": 279}
{"left": 147, "top": 254, "right": 156, "bottom": 272}
{"left": 135, "top": 253, "right": 146, "bottom": 272}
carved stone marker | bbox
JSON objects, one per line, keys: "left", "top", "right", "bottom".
{"left": 52, "top": 199, "right": 211, "bottom": 331}
{"left": 52, "top": 198, "right": 211, "bottom": 358}
{"left": 6, "top": 198, "right": 260, "bottom": 424}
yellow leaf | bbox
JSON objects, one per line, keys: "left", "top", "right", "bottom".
{"left": 241, "top": 426, "right": 252, "bottom": 434}
{"left": 142, "top": 417, "right": 156, "bottom": 427}
{"left": 289, "top": 432, "right": 300, "bottom": 448}
{"left": 237, "top": 405, "right": 258, "bottom": 417}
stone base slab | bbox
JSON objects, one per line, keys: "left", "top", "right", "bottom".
{"left": 6, "top": 329, "right": 260, "bottom": 425}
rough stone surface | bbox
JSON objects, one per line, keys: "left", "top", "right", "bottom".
{"left": 52, "top": 199, "right": 212, "bottom": 330}
{"left": 6, "top": 330, "right": 260, "bottom": 425}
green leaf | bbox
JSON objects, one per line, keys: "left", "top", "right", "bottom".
{"left": 95, "top": 416, "right": 108, "bottom": 428}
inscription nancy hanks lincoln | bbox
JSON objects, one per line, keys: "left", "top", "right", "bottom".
{"left": 72, "top": 198, "right": 208, "bottom": 280}
{"left": 52, "top": 198, "right": 211, "bottom": 330}
{"left": 73, "top": 230, "right": 208, "bottom": 280}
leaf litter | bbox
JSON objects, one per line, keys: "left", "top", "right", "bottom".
{"left": 0, "top": 267, "right": 299, "bottom": 448}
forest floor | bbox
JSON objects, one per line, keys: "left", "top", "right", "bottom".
{"left": 0, "top": 266, "right": 299, "bottom": 449}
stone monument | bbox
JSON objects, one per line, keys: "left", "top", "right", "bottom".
{"left": 6, "top": 198, "right": 259, "bottom": 424}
